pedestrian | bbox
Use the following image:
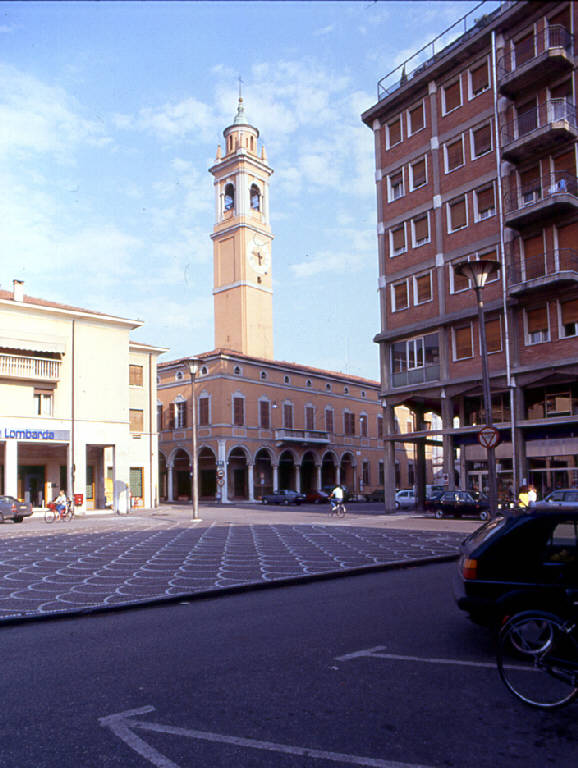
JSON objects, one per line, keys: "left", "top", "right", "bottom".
{"left": 528, "top": 485, "right": 537, "bottom": 506}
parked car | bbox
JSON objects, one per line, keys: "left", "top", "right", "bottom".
{"left": 424, "top": 490, "right": 444, "bottom": 511}
{"left": 0, "top": 495, "right": 33, "bottom": 523}
{"left": 304, "top": 490, "right": 329, "bottom": 504}
{"left": 454, "top": 506, "right": 578, "bottom": 626}
{"left": 542, "top": 489, "right": 578, "bottom": 507}
{"left": 432, "top": 490, "right": 490, "bottom": 521}
{"left": 395, "top": 489, "right": 416, "bottom": 509}
{"left": 365, "top": 488, "right": 385, "bottom": 503}
{"left": 261, "top": 489, "right": 305, "bottom": 506}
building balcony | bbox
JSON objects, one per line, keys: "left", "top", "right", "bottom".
{"left": 274, "top": 428, "right": 330, "bottom": 445}
{"left": 391, "top": 363, "right": 440, "bottom": 390}
{"left": 0, "top": 353, "right": 61, "bottom": 382}
{"left": 498, "top": 26, "right": 574, "bottom": 98}
{"left": 503, "top": 171, "right": 578, "bottom": 229}
{"left": 508, "top": 248, "right": 578, "bottom": 296}
{"left": 501, "top": 99, "right": 578, "bottom": 164}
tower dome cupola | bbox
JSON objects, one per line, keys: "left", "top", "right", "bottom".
{"left": 223, "top": 96, "right": 260, "bottom": 157}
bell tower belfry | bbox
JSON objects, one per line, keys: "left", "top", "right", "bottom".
{"left": 209, "top": 96, "right": 274, "bottom": 359}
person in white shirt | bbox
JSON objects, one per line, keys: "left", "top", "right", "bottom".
{"left": 329, "top": 485, "right": 344, "bottom": 512}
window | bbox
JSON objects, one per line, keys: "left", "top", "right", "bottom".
{"left": 233, "top": 366, "right": 241, "bottom": 375}
{"left": 412, "top": 213, "right": 430, "bottom": 246}
{"left": 377, "top": 416, "right": 383, "bottom": 439}
{"left": 475, "top": 184, "right": 495, "bottom": 221}
{"left": 344, "top": 412, "right": 355, "bottom": 435}
{"left": 201, "top": 366, "right": 208, "bottom": 375}
{"left": 485, "top": 316, "right": 502, "bottom": 354}
{"left": 392, "top": 280, "right": 409, "bottom": 312}
{"left": 390, "top": 223, "right": 407, "bottom": 256}
{"left": 410, "top": 156, "right": 427, "bottom": 189}
{"left": 199, "top": 397, "right": 210, "bottom": 426}
{"left": 260, "top": 399, "right": 270, "bottom": 429}
{"left": 157, "top": 404, "right": 163, "bottom": 431}
{"left": 233, "top": 396, "right": 244, "bottom": 426}
{"left": 129, "top": 364, "right": 143, "bottom": 387}
{"left": 284, "top": 375, "right": 290, "bottom": 384}
{"left": 378, "top": 461, "right": 384, "bottom": 486}
{"left": 325, "top": 383, "right": 332, "bottom": 391}
{"left": 129, "top": 468, "right": 143, "bottom": 499}
{"left": 388, "top": 168, "right": 404, "bottom": 201}
{"left": 129, "top": 409, "right": 144, "bottom": 432}
{"left": 514, "top": 30, "right": 535, "bottom": 68}
{"left": 469, "top": 60, "right": 489, "bottom": 97}
{"left": 408, "top": 101, "right": 425, "bottom": 135}
{"left": 283, "top": 402, "right": 293, "bottom": 429}
{"left": 391, "top": 333, "right": 439, "bottom": 376}
{"left": 443, "top": 79, "right": 461, "bottom": 114}
{"left": 454, "top": 325, "right": 473, "bottom": 360}
{"left": 445, "top": 136, "right": 464, "bottom": 172}
{"left": 471, "top": 122, "right": 492, "bottom": 158}
{"left": 250, "top": 184, "right": 261, "bottom": 210}
{"left": 33, "top": 390, "right": 53, "bottom": 416}
{"left": 526, "top": 306, "right": 550, "bottom": 345}
{"left": 414, "top": 272, "right": 432, "bottom": 305}
{"left": 387, "top": 116, "right": 402, "bottom": 148}
{"left": 451, "top": 260, "right": 470, "bottom": 293}
{"left": 175, "top": 371, "right": 184, "bottom": 381}
{"left": 362, "top": 461, "right": 370, "bottom": 486}
{"left": 360, "top": 414, "right": 368, "bottom": 437}
{"left": 560, "top": 299, "right": 578, "bottom": 338}
{"left": 174, "top": 401, "right": 186, "bottom": 429}
{"left": 325, "top": 408, "right": 334, "bottom": 433}
{"left": 260, "top": 370, "right": 267, "bottom": 380}
{"left": 305, "top": 406, "right": 315, "bottom": 431}
{"left": 344, "top": 386, "right": 349, "bottom": 394}
{"left": 224, "top": 183, "right": 235, "bottom": 211}
{"left": 448, "top": 195, "right": 467, "bottom": 232}
{"left": 306, "top": 379, "right": 312, "bottom": 388}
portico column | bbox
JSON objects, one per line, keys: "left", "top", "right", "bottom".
{"left": 272, "top": 464, "right": 279, "bottom": 491}
{"left": 247, "top": 463, "right": 255, "bottom": 501}
{"left": 218, "top": 439, "right": 230, "bottom": 503}
{"left": 294, "top": 464, "right": 301, "bottom": 493}
{"left": 167, "top": 462, "right": 175, "bottom": 502}
{"left": 441, "top": 393, "right": 455, "bottom": 490}
{"left": 383, "top": 404, "right": 396, "bottom": 512}
{"left": 315, "top": 464, "right": 322, "bottom": 490}
{"left": 336, "top": 465, "right": 341, "bottom": 485}
{"left": 4, "top": 439, "right": 18, "bottom": 498}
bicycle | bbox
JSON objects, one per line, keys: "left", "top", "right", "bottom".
{"left": 497, "top": 609, "right": 578, "bottom": 709}
{"left": 329, "top": 501, "right": 346, "bottom": 518}
{"left": 45, "top": 498, "right": 74, "bottom": 523}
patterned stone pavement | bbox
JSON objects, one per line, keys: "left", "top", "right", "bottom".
{"left": 0, "top": 507, "right": 468, "bottom": 622}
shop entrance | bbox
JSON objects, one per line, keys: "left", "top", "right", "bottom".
{"left": 20, "top": 465, "right": 45, "bottom": 506}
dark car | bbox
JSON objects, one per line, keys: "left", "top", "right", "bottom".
{"left": 454, "top": 506, "right": 578, "bottom": 626}
{"left": 304, "top": 490, "right": 329, "bottom": 504}
{"left": 542, "top": 489, "right": 578, "bottom": 507}
{"left": 0, "top": 495, "right": 33, "bottom": 523}
{"left": 365, "top": 489, "right": 385, "bottom": 503}
{"left": 261, "top": 489, "right": 305, "bottom": 506}
{"left": 432, "top": 490, "right": 490, "bottom": 521}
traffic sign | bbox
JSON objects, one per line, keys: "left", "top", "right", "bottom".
{"left": 477, "top": 426, "right": 500, "bottom": 449}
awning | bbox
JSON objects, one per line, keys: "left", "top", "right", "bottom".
{"left": 0, "top": 329, "right": 66, "bottom": 354}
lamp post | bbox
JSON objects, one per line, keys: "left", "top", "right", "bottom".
{"left": 454, "top": 259, "right": 499, "bottom": 518}
{"left": 189, "top": 359, "right": 200, "bottom": 520}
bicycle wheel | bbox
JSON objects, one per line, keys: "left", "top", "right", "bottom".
{"left": 63, "top": 506, "right": 73, "bottom": 521}
{"left": 497, "top": 611, "right": 578, "bottom": 709}
{"left": 336, "top": 503, "right": 346, "bottom": 518}
{"left": 44, "top": 508, "right": 56, "bottom": 523}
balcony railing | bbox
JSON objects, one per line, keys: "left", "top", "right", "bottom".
{"left": 503, "top": 171, "right": 578, "bottom": 227}
{"left": 274, "top": 428, "right": 330, "bottom": 444}
{"left": 497, "top": 25, "right": 574, "bottom": 95}
{"left": 0, "top": 353, "right": 61, "bottom": 381}
{"left": 501, "top": 99, "right": 577, "bottom": 158}
{"left": 508, "top": 248, "right": 578, "bottom": 291}
{"left": 392, "top": 363, "right": 440, "bottom": 389}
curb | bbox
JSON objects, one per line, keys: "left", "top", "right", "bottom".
{"left": 0, "top": 552, "right": 459, "bottom": 628}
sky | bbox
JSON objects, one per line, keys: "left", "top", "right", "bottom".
{"left": 0, "top": 0, "right": 498, "bottom": 380}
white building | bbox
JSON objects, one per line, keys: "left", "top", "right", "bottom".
{"left": 0, "top": 280, "right": 165, "bottom": 513}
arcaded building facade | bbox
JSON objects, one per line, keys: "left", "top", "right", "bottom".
{"left": 362, "top": 1, "right": 578, "bottom": 507}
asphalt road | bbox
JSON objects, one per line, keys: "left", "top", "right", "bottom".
{"left": 2, "top": 562, "right": 576, "bottom": 768}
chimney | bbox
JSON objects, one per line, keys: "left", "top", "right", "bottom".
{"left": 13, "top": 280, "right": 24, "bottom": 303}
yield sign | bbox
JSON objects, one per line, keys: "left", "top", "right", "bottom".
{"left": 477, "top": 426, "right": 500, "bottom": 449}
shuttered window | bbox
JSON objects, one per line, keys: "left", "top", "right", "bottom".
{"left": 360, "top": 415, "right": 368, "bottom": 437}
{"left": 129, "top": 364, "right": 143, "bottom": 387}
{"left": 472, "top": 123, "right": 492, "bottom": 157}
{"left": 391, "top": 224, "right": 406, "bottom": 254}
{"left": 453, "top": 261, "right": 470, "bottom": 292}
{"left": 444, "top": 80, "right": 461, "bottom": 112}
{"left": 415, "top": 273, "right": 432, "bottom": 304}
{"left": 515, "top": 32, "right": 535, "bottom": 66}
{"left": 389, "top": 169, "right": 404, "bottom": 199}
{"left": 325, "top": 408, "right": 334, "bottom": 433}
{"left": 411, "top": 157, "right": 427, "bottom": 188}
{"left": 523, "top": 234, "right": 545, "bottom": 279}
{"left": 283, "top": 403, "right": 293, "bottom": 429}
{"left": 446, "top": 137, "right": 464, "bottom": 171}
{"left": 449, "top": 196, "right": 467, "bottom": 230}
{"left": 485, "top": 317, "right": 502, "bottom": 354}
{"left": 527, "top": 306, "right": 548, "bottom": 333}
{"left": 551, "top": 80, "right": 572, "bottom": 100}
{"left": 305, "top": 406, "right": 315, "bottom": 431}
{"left": 470, "top": 61, "right": 489, "bottom": 95}
{"left": 344, "top": 412, "right": 356, "bottom": 435}
{"left": 409, "top": 102, "right": 424, "bottom": 134}
{"left": 129, "top": 409, "right": 144, "bottom": 432}
{"left": 377, "top": 416, "right": 383, "bottom": 439}
{"left": 561, "top": 299, "right": 578, "bottom": 335}
{"left": 388, "top": 117, "right": 401, "bottom": 147}
{"left": 199, "top": 397, "right": 209, "bottom": 426}
{"left": 259, "top": 400, "right": 270, "bottom": 429}
{"left": 174, "top": 402, "right": 186, "bottom": 429}
{"left": 554, "top": 150, "right": 575, "bottom": 175}
{"left": 233, "top": 397, "right": 244, "bottom": 426}
{"left": 413, "top": 214, "right": 429, "bottom": 244}
{"left": 476, "top": 185, "right": 495, "bottom": 218}
{"left": 455, "top": 326, "right": 473, "bottom": 359}
{"left": 393, "top": 281, "right": 409, "bottom": 311}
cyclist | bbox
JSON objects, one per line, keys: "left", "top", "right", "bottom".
{"left": 54, "top": 490, "right": 68, "bottom": 519}
{"left": 329, "top": 484, "right": 344, "bottom": 513}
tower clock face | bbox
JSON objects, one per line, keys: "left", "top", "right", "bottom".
{"left": 249, "top": 234, "right": 271, "bottom": 275}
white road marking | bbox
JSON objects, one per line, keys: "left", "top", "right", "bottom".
{"left": 335, "top": 646, "right": 497, "bottom": 669}
{"left": 99, "top": 706, "right": 435, "bottom": 768}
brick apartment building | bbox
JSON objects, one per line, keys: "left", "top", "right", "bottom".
{"left": 362, "top": 1, "right": 578, "bottom": 508}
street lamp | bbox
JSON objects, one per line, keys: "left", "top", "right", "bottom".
{"left": 189, "top": 358, "right": 200, "bottom": 520}
{"left": 454, "top": 258, "right": 499, "bottom": 518}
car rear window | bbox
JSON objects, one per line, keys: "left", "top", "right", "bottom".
{"left": 462, "top": 516, "right": 507, "bottom": 548}
{"left": 544, "top": 520, "right": 578, "bottom": 565}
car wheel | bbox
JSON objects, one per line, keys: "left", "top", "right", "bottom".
{"left": 13, "top": 516, "right": 24, "bottom": 523}
{"left": 284, "top": 499, "right": 289, "bottom": 505}
{"left": 479, "top": 509, "right": 489, "bottom": 521}
{"left": 395, "top": 501, "right": 400, "bottom": 509}
{"left": 434, "top": 507, "right": 444, "bottom": 519}
{"left": 262, "top": 499, "right": 268, "bottom": 505}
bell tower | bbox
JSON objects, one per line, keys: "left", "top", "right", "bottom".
{"left": 209, "top": 95, "right": 274, "bottom": 359}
